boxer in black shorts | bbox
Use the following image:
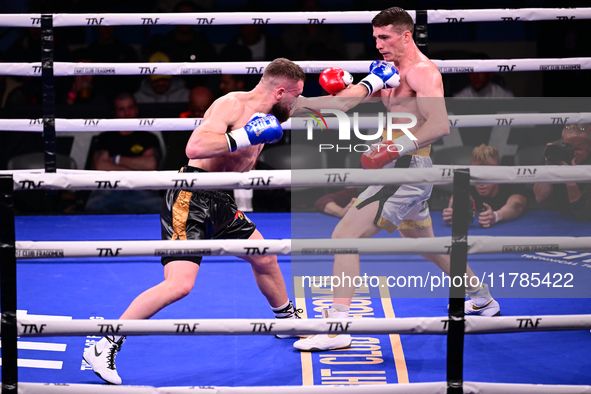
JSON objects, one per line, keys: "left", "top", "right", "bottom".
{"left": 84, "top": 58, "right": 306, "bottom": 385}
{"left": 160, "top": 166, "right": 256, "bottom": 266}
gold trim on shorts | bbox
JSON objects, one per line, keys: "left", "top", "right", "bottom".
{"left": 381, "top": 130, "right": 431, "bottom": 157}
{"left": 172, "top": 190, "right": 192, "bottom": 240}
{"left": 399, "top": 216, "right": 432, "bottom": 230}
{"left": 376, "top": 216, "right": 398, "bottom": 234}
{"left": 375, "top": 215, "right": 433, "bottom": 234}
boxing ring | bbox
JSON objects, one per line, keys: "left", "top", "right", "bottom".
{"left": 1, "top": 6, "right": 591, "bottom": 394}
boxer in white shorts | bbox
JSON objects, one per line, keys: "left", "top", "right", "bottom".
{"left": 295, "top": 7, "right": 499, "bottom": 352}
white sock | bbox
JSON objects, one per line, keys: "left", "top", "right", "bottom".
{"left": 271, "top": 300, "right": 290, "bottom": 312}
{"left": 466, "top": 283, "right": 492, "bottom": 299}
{"left": 330, "top": 303, "right": 350, "bottom": 313}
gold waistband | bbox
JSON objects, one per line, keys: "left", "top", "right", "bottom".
{"left": 381, "top": 130, "right": 431, "bottom": 157}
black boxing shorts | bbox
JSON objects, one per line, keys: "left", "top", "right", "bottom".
{"left": 160, "top": 166, "right": 257, "bottom": 266}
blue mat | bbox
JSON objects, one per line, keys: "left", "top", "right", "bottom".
{"left": 7, "top": 210, "right": 591, "bottom": 387}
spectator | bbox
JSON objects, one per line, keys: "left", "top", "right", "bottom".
{"left": 443, "top": 144, "right": 529, "bottom": 227}
{"left": 218, "top": 43, "right": 253, "bottom": 96}
{"left": 179, "top": 86, "right": 214, "bottom": 118}
{"left": 84, "top": 94, "right": 163, "bottom": 213}
{"left": 63, "top": 48, "right": 109, "bottom": 107}
{"left": 314, "top": 188, "right": 360, "bottom": 218}
{"left": 163, "top": 86, "right": 214, "bottom": 170}
{"left": 134, "top": 52, "right": 190, "bottom": 104}
{"left": 454, "top": 54, "right": 514, "bottom": 98}
{"left": 533, "top": 124, "right": 591, "bottom": 222}
{"left": 0, "top": 53, "right": 25, "bottom": 108}
{"left": 219, "top": 74, "right": 248, "bottom": 95}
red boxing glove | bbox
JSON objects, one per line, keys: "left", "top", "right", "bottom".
{"left": 319, "top": 67, "right": 353, "bottom": 95}
{"left": 361, "top": 141, "right": 402, "bottom": 169}
{"left": 361, "top": 136, "right": 419, "bottom": 169}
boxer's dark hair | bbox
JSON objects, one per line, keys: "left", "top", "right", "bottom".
{"left": 263, "top": 58, "right": 306, "bottom": 84}
{"left": 372, "top": 7, "right": 414, "bottom": 35}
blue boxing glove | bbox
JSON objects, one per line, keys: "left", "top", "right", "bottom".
{"left": 359, "top": 60, "right": 400, "bottom": 96}
{"left": 226, "top": 113, "right": 283, "bottom": 152}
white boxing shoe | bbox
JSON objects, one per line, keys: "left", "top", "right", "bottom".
{"left": 83, "top": 335, "right": 125, "bottom": 385}
{"left": 293, "top": 309, "right": 352, "bottom": 352}
{"left": 465, "top": 298, "right": 500, "bottom": 316}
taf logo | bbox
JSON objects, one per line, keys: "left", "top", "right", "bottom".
{"left": 551, "top": 117, "right": 569, "bottom": 124}
{"left": 246, "top": 67, "right": 264, "bottom": 74}
{"left": 497, "top": 65, "right": 516, "bottom": 72}
{"left": 196, "top": 18, "right": 214, "bottom": 25}
{"left": 97, "top": 248, "right": 122, "bottom": 257}
{"left": 86, "top": 17, "right": 104, "bottom": 25}
{"left": 244, "top": 247, "right": 269, "bottom": 255}
{"left": 517, "top": 318, "right": 541, "bottom": 328}
{"left": 19, "top": 180, "right": 44, "bottom": 189}
{"left": 326, "top": 173, "right": 349, "bottom": 183}
{"left": 141, "top": 17, "right": 160, "bottom": 25}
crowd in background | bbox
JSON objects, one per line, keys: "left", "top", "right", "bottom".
{"left": 0, "top": 0, "right": 590, "bottom": 216}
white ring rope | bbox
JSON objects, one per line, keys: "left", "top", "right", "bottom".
{"left": 14, "top": 382, "right": 591, "bottom": 394}
{"left": 0, "top": 58, "right": 589, "bottom": 77}
{"left": 13, "top": 315, "right": 591, "bottom": 337}
{"left": 1, "top": 8, "right": 591, "bottom": 27}
{"left": 1, "top": 112, "right": 590, "bottom": 133}
{"left": 3, "top": 166, "right": 591, "bottom": 191}
{"left": 13, "top": 236, "right": 591, "bottom": 259}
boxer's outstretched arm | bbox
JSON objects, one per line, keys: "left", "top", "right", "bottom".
{"left": 185, "top": 96, "right": 241, "bottom": 159}
{"left": 406, "top": 64, "right": 450, "bottom": 148}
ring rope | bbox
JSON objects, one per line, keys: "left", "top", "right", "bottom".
{"left": 1, "top": 112, "right": 590, "bottom": 133}
{"left": 13, "top": 315, "right": 591, "bottom": 337}
{"left": 1, "top": 8, "right": 590, "bottom": 27}
{"left": 13, "top": 236, "right": 591, "bottom": 259}
{"left": 4, "top": 166, "right": 591, "bottom": 191}
{"left": 0, "top": 58, "right": 589, "bottom": 76}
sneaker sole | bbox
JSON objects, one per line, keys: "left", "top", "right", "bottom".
{"left": 82, "top": 355, "right": 119, "bottom": 385}
{"left": 296, "top": 342, "right": 352, "bottom": 352}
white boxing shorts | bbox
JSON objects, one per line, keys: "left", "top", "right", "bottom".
{"left": 354, "top": 154, "right": 433, "bottom": 233}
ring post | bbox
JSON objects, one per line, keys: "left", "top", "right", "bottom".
{"left": 0, "top": 175, "right": 18, "bottom": 393}
{"left": 41, "top": 14, "right": 56, "bottom": 174}
{"left": 415, "top": 10, "right": 428, "bottom": 56}
{"left": 447, "top": 168, "right": 470, "bottom": 394}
